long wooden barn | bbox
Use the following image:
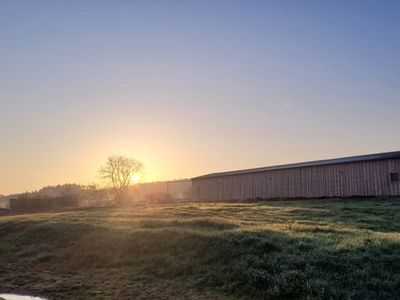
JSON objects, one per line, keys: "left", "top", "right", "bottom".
{"left": 191, "top": 151, "right": 400, "bottom": 201}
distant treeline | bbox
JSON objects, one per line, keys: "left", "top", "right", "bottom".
{"left": 1, "top": 180, "right": 192, "bottom": 212}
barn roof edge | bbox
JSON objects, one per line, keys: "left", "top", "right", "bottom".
{"left": 191, "top": 150, "right": 400, "bottom": 180}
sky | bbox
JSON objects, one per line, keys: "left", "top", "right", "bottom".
{"left": 0, "top": 1, "right": 400, "bottom": 195}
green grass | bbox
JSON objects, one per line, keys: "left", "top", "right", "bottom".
{"left": 1, "top": 198, "right": 400, "bottom": 299}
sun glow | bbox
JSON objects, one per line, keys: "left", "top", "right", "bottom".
{"left": 131, "top": 174, "right": 141, "bottom": 184}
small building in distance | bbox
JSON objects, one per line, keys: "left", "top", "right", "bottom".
{"left": 129, "top": 179, "right": 192, "bottom": 203}
{"left": 0, "top": 196, "right": 10, "bottom": 209}
{"left": 191, "top": 151, "right": 400, "bottom": 201}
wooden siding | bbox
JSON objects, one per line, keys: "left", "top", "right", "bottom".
{"left": 192, "top": 159, "right": 400, "bottom": 201}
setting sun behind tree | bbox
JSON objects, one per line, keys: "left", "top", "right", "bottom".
{"left": 131, "top": 174, "right": 141, "bottom": 184}
{"left": 99, "top": 155, "right": 143, "bottom": 194}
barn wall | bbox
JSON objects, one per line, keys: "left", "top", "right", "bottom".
{"left": 192, "top": 159, "right": 400, "bottom": 201}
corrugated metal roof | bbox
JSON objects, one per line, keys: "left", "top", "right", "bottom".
{"left": 192, "top": 150, "right": 400, "bottom": 180}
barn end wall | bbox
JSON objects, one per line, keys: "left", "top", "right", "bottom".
{"left": 192, "top": 158, "right": 400, "bottom": 201}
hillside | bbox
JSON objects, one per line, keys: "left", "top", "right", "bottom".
{"left": 1, "top": 198, "right": 400, "bottom": 299}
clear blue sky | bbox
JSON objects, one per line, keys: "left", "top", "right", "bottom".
{"left": 1, "top": 1, "right": 399, "bottom": 194}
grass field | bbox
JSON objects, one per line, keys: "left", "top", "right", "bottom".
{"left": 1, "top": 198, "right": 400, "bottom": 299}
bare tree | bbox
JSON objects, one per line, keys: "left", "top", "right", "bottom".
{"left": 99, "top": 155, "right": 143, "bottom": 195}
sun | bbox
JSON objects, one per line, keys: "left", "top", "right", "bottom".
{"left": 131, "top": 174, "right": 140, "bottom": 184}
